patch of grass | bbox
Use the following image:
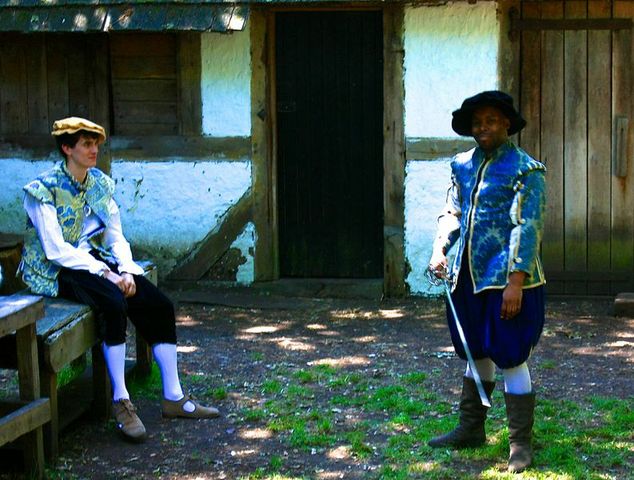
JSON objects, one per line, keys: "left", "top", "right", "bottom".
{"left": 210, "top": 386, "right": 228, "bottom": 400}
{"left": 239, "top": 366, "right": 632, "bottom": 480}
{"left": 128, "top": 363, "right": 161, "bottom": 400}
{"left": 328, "top": 372, "right": 365, "bottom": 388}
{"left": 401, "top": 371, "right": 428, "bottom": 385}
{"left": 243, "top": 407, "right": 267, "bottom": 422}
{"left": 262, "top": 379, "right": 283, "bottom": 395}
{"left": 346, "top": 430, "right": 373, "bottom": 459}
{"left": 251, "top": 351, "right": 265, "bottom": 362}
{"left": 539, "top": 359, "right": 557, "bottom": 370}
{"left": 286, "top": 384, "right": 313, "bottom": 400}
{"left": 57, "top": 360, "right": 87, "bottom": 389}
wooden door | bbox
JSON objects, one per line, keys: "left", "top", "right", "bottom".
{"left": 519, "top": 0, "right": 634, "bottom": 295}
{"left": 275, "top": 11, "right": 384, "bottom": 278}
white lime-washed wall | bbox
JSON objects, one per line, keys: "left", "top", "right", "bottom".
{"left": 403, "top": 1, "right": 499, "bottom": 295}
{"left": 110, "top": 160, "right": 251, "bottom": 275}
{"left": 0, "top": 27, "right": 254, "bottom": 283}
{"left": 201, "top": 29, "right": 251, "bottom": 137}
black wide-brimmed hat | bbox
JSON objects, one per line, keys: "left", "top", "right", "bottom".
{"left": 451, "top": 90, "right": 526, "bottom": 136}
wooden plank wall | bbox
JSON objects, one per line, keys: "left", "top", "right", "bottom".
{"left": 539, "top": 0, "right": 565, "bottom": 294}
{"left": 612, "top": 0, "right": 634, "bottom": 294}
{"left": 563, "top": 0, "right": 588, "bottom": 295}
{"left": 587, "top": 0, "right": 613, "bottom": 295}
{"left": 0, "top": 32, "right": 195, "bottom": 143}
{"left": 110, "top": 33, "right": 178, "bottom": 135}
{"left": 520, "top": 0, "right": 634, "bottom": 294}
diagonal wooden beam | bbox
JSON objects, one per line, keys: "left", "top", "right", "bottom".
{"left": 167, "top": 190, "right": 252, "bottom": 280}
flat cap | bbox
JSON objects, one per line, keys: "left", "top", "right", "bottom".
{"left": 51, "top": 117, "right": 106, "bottom": 143}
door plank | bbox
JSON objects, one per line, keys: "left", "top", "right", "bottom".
{"left": 563, "top": 0, "right": 588, "bottom": 294}
{"left": 611, "top": 1, "right": 634, "bottom": 293}
{"left": 540, "top": 0, "right": 565, "bottom": 294}
{"left": 519, "top": 1, "right": 541, "bottom": 158}
{"left": 25, "top": 34, "right": 49, "bottom": 134}
{"left": 587, "top": 0, "right": 613, "bottom": 295}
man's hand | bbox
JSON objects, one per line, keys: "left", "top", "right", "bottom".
{"left": 501, "top": 272, "right": 526, "bottom": 320}
{"left": 428, "top": 250, "right": 449, "bottom": 279}
{"left": 104, "top": 271, "right": 137, "bottom": 298}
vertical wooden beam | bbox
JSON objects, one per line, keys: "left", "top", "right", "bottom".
{"left": 612, "top": 1, "right": 634, "bottom": 293}
{"left": 564, "top": 0, "right": 589, "bottom": 294}
{"left": 540, "top": 0, "right": 565, "bottom": 294}
{"left": 383, "top": 5, "right": 406, "bottom": 297}
{"left": 587, "top": 0, "right": 613, "bottom": 295}
{"left": 25, "top": 34, "right": 49, "bottom": 135}
{"left": 497, "top": 0, "right": 521, "bottom": 101}
{"left": 87, "top": 35, "right": 112, "bottom": 174}
{"left": 15, "top": 322, "right": 45, "bottom": 479}
{"left": 178, "top": 32, "right": 202, "bottom": 136}
{"left": 519, "top": 1, "right": 541, "bottom": 158}
{"left": 47, "top": 35, "right": 70, "bottom": 129}
{"left": 251, "top": 9, "right": 278, "bottom": 281}
{"left": 0, "top": 34, "right": 29, "bottom": 134}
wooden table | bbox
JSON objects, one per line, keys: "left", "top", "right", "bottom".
{"left": 0, "top": 295, "right": 51, "bottom": 479}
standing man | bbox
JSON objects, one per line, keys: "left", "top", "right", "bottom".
{"left": 20, "top": 117, "right": 220, "bottom": 443}
{"left": 428, "top": 91, "right": 546, "bottom": 473}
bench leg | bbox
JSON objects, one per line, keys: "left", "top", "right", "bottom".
{"left": 21, "top": 429, "right": 45, "bottom": 480}
{"left": 16, "top": 323, "right": 46, "bottom": 478}
{"left": 91, "top": 345, "right": 111, "bottom": 420}
{"left": 41, "top": 371, "right": 59, "bottom": 462}
{"left": 134, "top": 335, "right": 153, "bottom": 379}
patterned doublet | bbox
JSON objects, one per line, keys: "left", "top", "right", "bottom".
{"left": 440, "top": 142, "right": 546, "bottom": 293}
{"left": 20, "top": 162, "right": 115, "bottom": 296}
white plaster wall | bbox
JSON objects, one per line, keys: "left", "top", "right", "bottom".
{"left": 404, "top": 2, "right": 499, "bottom": 138}
{"left": 0, "top": 158, "right": 57, "bottom": 233}
{"left": 111, "top": 159, "right": 251, "bottom": 274}
{"left": 201, "top": 27, "right": 251, "bottom": 137}
{"left": 0, "top": 158, "right": 253, "bottom": 280}
{"left": 405, "top": 159, "right": 453, "bottom": 295}
{"left": 231, "top": 221, "right": 256, "bottom": 285}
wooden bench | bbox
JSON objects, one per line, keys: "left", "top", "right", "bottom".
{"left": 0, "top": 295, "right": 51, "bottom": 479}
{"left": 0, "top": 261, "right": 156, "bottom": 460}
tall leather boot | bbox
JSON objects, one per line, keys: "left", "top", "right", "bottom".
{"left": 428, "top": 376, "right": 496, "bottom": 448}
{"left": 505, "top": 391, "right": 536, "bottom": 473}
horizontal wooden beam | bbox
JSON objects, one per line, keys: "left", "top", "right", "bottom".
{"left": 0, "top": 398, "right": 50, "bottom": 446}
{"left": 0, "top": 135, "right": 251, "bottom": 160}
{"left": 406, "top": 137, "right": 476, "bottom": 160}
{"left": 510, "top": 7, "right": 632, "bottom": 32}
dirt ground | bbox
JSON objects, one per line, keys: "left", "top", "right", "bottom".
{"left": 2, "top": 292, "right": 633, "bottom": 479}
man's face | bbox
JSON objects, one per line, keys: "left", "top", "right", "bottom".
{"left": 471, "top": 106, "right": 510, "bottom": 154}
{"left": 62, "top": 134, "right": 99, "bottom": 171}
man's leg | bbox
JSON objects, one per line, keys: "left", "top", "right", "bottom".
{"left": 126, "top": 276, "right": 219, "bottom": 419}
{"left": 57, "top": 268, "right": 146, "bottom": 442}
{"left": 102, "top": 343, "right": 129, "bottom": 401}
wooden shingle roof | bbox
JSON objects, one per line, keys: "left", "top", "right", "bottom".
{"left": 0, "top": 1, "right": 248, "bottom": 32}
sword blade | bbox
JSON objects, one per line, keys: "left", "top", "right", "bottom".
{"left": 444, "top": 282, "right": 492, "bottom": 408}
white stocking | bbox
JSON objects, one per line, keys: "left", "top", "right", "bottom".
{"left": 502, "top": 362, "right": 532, "bottom": 394}
{"left": 465, "top": 358, "right": 496, "bottom": 382}
{"left": 102, "top": 342, "right": 130, "bottom": 402}
{"left": 152, "top": 343, "right": 194, "bottom": 412}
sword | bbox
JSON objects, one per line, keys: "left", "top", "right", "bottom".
{"left": 426, "top": 266, "right": 492, "bottom": 407}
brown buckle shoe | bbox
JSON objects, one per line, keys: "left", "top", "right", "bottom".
{"left": 162, "top": 394, "right": 220, "bottom": 419}
{"left": 113, "top": 399, "right": 147, "bottom": 443}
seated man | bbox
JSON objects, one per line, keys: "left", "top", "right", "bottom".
{"left": 19, "top": 117, "right": 219, "bottom": 443}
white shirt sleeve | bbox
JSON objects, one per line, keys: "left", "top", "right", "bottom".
{"left": 102, "top": 200, "right": 144, "bottom": 275}
{"left": 24, "top": 193, "right": 109, "bottom": 275}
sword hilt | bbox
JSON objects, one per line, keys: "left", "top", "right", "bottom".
{"left": 425, "top": 265, "right": 452, "bottom": 287}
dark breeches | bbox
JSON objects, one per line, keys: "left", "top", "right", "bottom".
{"left": 57, "top": 268, "right": 177, "bottom": 346}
